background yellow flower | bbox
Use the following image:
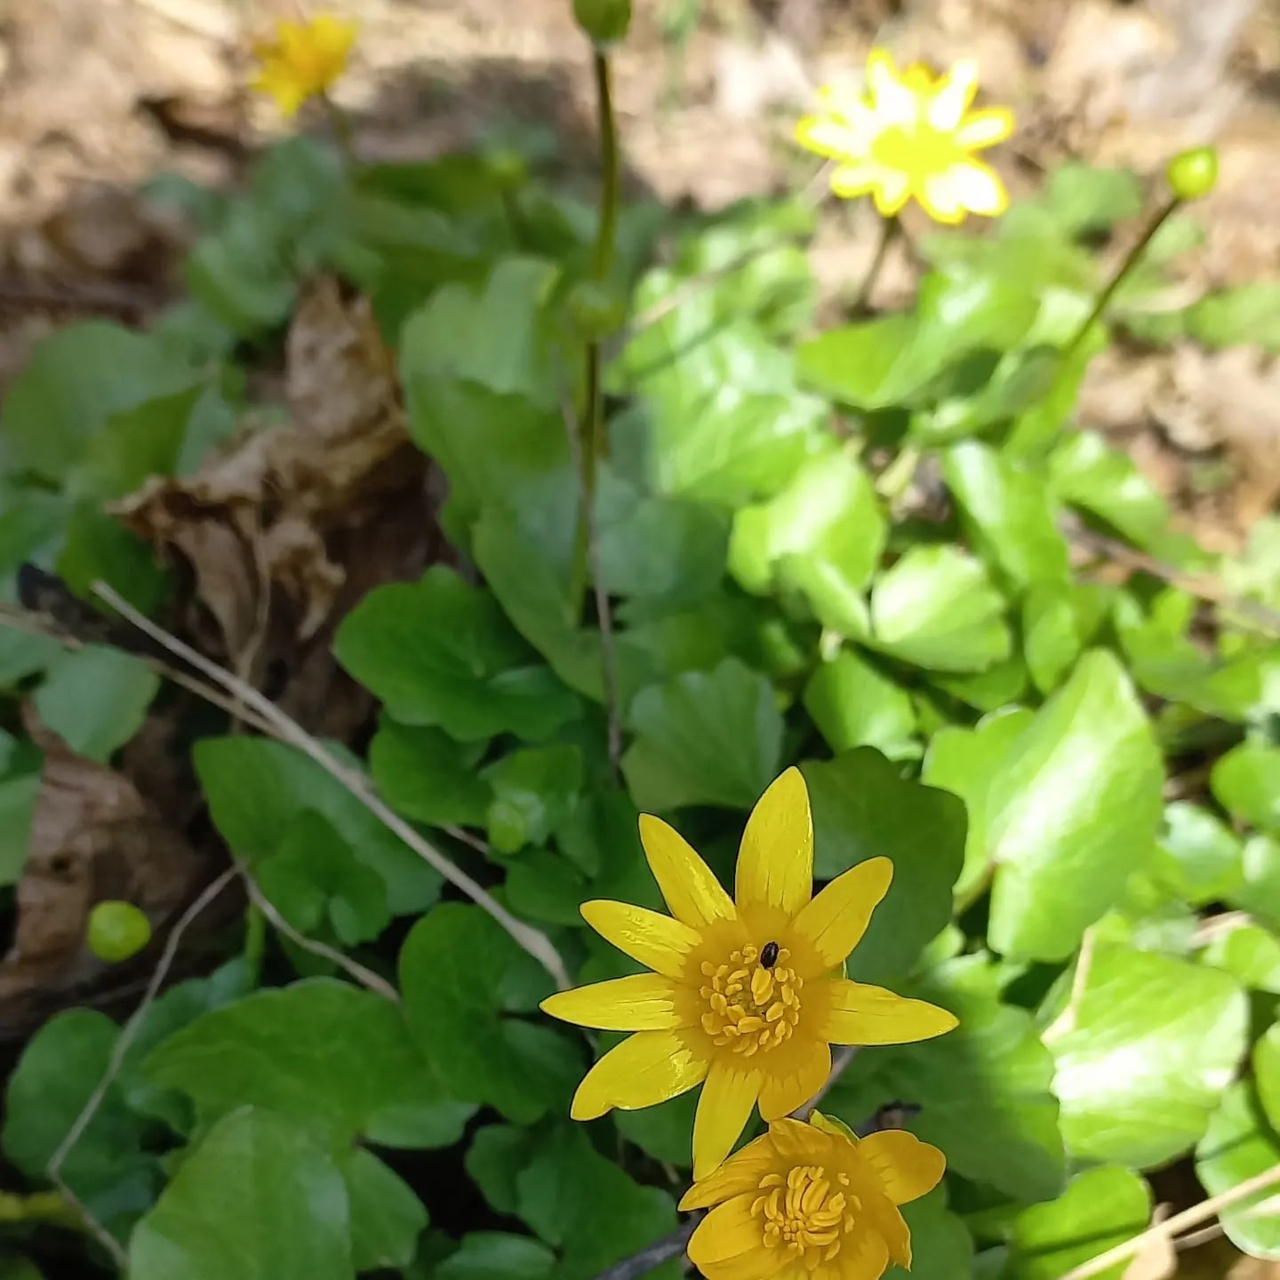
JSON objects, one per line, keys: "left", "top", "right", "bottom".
{"left": 680, "top": 1110, "right": 945, "bottom": 1280}
{"left": 251, "top": 13, "right": 357, "bottom": 119}
{"left": 796, "top": 50, "right": 1014, "bottom": 224}
{"left": 541, "top": 768, "right": 957, "bottom": 1177}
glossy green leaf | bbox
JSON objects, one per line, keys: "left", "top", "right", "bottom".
{"left": 1022, "top": 584, "right": 1082, "bottom": 693}
{"left": 1202, "top": 922, "right": 1280, "bottom": 994}
{"left": 1230, "top": 835, "right": 1280, "bottom": 927}
{"left": 369, "top": 719, "right": 491, "bottom": 829}
{"left": 513, "top": 1124, "right": 677, "bottom": 1280}
{"left": 128, "top": 1108, "right": 352, "bottom": 1280}
{"left": 621, "top": 658, "right": 784, "bottom": 811}
{"left": 985, "top": 651, "right": 1163, "bottom": 960}
{"left": 1154, "top": 802, "right": 1244, "bottom": 906}
{"left": 1049, "top": 941, "right": 1247, "bottom": 1167}
{"left": 1196, "top": 1082, "right": 1280, "bottom": 1259}
{"left": 483, "top": 745, "right": 582, "bottom": 855}
{"left": 465, "top": 1125, "right": 539, "bottom": 1218}
{"left": 869, "top": 545, "right": 1011, "bottom": 672}
{"left": 341, "top": 1148, "right": 427, "bottom": 1273}
{"left": 144, "top": 979, "right": 473, "bottom": 1147}
{"left": 803, "top": 649, "right": 917, "bottom": 760}
{"left": 900, "top": 1189, "right": 974, "bottom": 1280}
{"left": 1049, "top": 431, "right": 1171, "bottom": 552}
{"left": 434, "top": 1232, "right": 556, "bottom": 1280}
{"left": 728, "top": 453, "right": 885, "bottom": 605}
{"left": 802, "top": 750, "right": 965, "bottom": 983}
{"left": 944, "top": 442, "right": 1069, "bottom": 589}
{"left": 0, "top": 771, "right": 39, "bottom": 887}
{"left": 399, "top": 904, "right": 577, "bottom": 1124}
{"left": 1190, "top": 282, "right": 1280, "bottom": 353}
{"left": 1006, "top": 1167, "right": 1151, "bottom": 1280}
{"left": 1213, "top": 742, "right": 1280, "bottom": 832}
{"left": 333, "top": 568, "right": 579, "bottom": 743}
{"left": 598, "top": 488, "right": 728, "bottom": 603}
{"left": 1044, "top": 163, "right": 1143, "bottom": 235}
{"left": 33, "top": 647, "right": 159, "bottom": 762}
{"left": 194, "top": 735, "right": 439, "bottom": 913}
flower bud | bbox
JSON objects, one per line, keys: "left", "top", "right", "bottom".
{"left": 87, "top": 900, "right": 152, "bottom": 963}
{"left": 567, "top": 279, "right": 626, "bottom": 339}
{"left": 1166, "top": 146, "right": 1219, "bottom": 202}
{"left": 573, "top": 0, "right": 631, "bottom": 45}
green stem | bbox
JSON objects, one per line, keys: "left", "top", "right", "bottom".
{"left": 1063, "top": 197, "right": 1181, "bottom": 360}
{"left": 243, "top": 899, "right": 266, "bottom": 989}
{"left": 0, "top": 1189, "right": 83, "bottom": 1229}
{"left": 569, "top": 48, "right": 623, "bottom": 617}
{"left": 321, "top": 91, "right": 358, "bottom": 173}
{"left": 853, "top": 214, "right": 899, "bottom": 314}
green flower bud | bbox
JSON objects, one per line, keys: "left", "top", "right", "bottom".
{"left": 1166, "top": 145, "right": 1219, "bottom": 202}
{"left": 573, "top": 0, "right": 631, "bottom": 45}
{"left": 485, "top": 146, "right": 528, "bottom": 191}
{"left": 87, "top": 900, "right": 152, "bottom": 964}
{"left": 567, "top": 279, "right": 627, "bottom": 339}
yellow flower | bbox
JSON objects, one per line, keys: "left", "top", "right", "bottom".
{"left": 251, "top": 13, "right": 357, "bottom": 119}
{"left": 540, "top": 768, "right": 958, "bottom": 1177}
{"left": 796, "top": 50, "right": 1015, "bottom": 224}
{"left": 680, "top": 1110, "right": 945, "bottom": 1280}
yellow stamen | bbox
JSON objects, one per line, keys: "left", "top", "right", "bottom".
{"left": 751, "top": 1163, "right": 854, "bottom": 1268}
{"left": 700, "top": 945, "right": 803, "bottom": 1055}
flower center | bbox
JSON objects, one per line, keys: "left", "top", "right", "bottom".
{"left": 871, "top": 124, "right": 966, "bottom": 177}
{"left": 751, "top": 1164, "right": 859, "bottom": 1268}
{"left": 699, "top": 943, "right": 802, "bottom": 1056}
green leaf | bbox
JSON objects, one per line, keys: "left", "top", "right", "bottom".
{"left": 433, "top": 1233, "right": 556, "bottom": 1280}
{"left": 922, "top": 708, "right": 1035, "bottom": 901}
{"left": 1006, "top": 1167, "right": 1151, "bottom": 1280}
{"left": 1190, "top": 282, "right": 1280, "bottom": 352}
{"left": 194, "top": 736, "right": 440, "bottom": 913}
{"left": 0, "top": 771, "right": 39, "bottom": 887}
{"left": 1049, "top": 431, "right": 1172, "bottom": 552}
{"left": 1256, "top": 1019, "right": 1280, "bottom": 1131}
{"left": 56, "top": 501, "right": 170, "bottom": 617}
{"left": 32, "top": 647, "right": 159, "bottom": 762}
{"left": 0, "top": 322, "right": 199, "bottom": 481}
{"left": 944, "top": 442, "right": 1070, "bottom": 589}
{"left": 616, "top": 1090, "right": 700, "bottom": 1169}
{"left": 801, "top": 750, "right": 965, "bottom": 982}
{"left": 483, "top": 745, "right": 582, "bottom": 855}
{"left": 621, "top": 659, "right": 784, "bottom": 811}
{"left": 1043, "top": 163, "right": 1144, "bottom": 235}
{"left": 1196, "top": 1082, "right": 1280, "bottom": 1259}
{"left": 128, "top": 1108, "right": 353, "bottom": 1280}
{"left": 334, "top": 568, "right": 580, "bottom": 743}
{"left": 728, "top": 453, "right": 885, "bottom": 606}
{"left": 1022, "top": 584, "right": 1083, "bottom": 693}
{"left": 465, "top": 1125, "right": 539, "bottom": 1217}
{"left": 869, "top": 546, "right": 1011, "bottom": 672}
{"left": 1202, "top": 922, "right": 1280, "bottom": 994}
{"left": 1230, "top": 835, "right": 1280, "bottom": 927}
{"left": 341, "top": 1148, "right": 427, "bottom": 1273}
{"left": 1213, "top": 742, "right": 1280, "bottom": 831}
{"left": 2, "top": 1010, "right": 156, "bottom": 1236}
{"left": 802, "top": 649, "right": 917, "bottom": 761}
{"left": 256, "top": 810, "right": 390, "bottom": 946}
{"left": 1154, "top": 802, "right": 1244, "bottom": 906}
{"left": 985, "top": 651, "right": 1163, "bottom": 961}
{"left": 399, "top": 904, "right": 578, "bottom": 1124}
{"left": 513, "top": 1124, "right": 677, "bottom": 1280}
{"left": 826, "top": 959, "right": 1063, "bottom": 1202}
{"left": 1049, "top": 942, "right": 1247, "bottom": 1167}
{"left": 144, "top": 979, "right": 473, "bottom": 1147}
{"left": 900, "top": 1189, "right": 974, "bottom": 1280}
{"left": 369, "top": 719, "right": 491, "bottom": 829}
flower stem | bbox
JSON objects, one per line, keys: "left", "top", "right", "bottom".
{"left": 853, "top": 214, "right": 899, "bottom": 314}
{"left": 320, "top": 91, "right": 357, "bottom": 172}
{"left": 1063, "top": 196, "right": 1181, "bottom": 360}
{"left": 568, "top": 48, "right": 622, "bottom": 616}
{"left": 243, "top": 898, "right": 266, "bottom": 988}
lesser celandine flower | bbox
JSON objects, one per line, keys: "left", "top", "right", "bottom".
{"left": 251, "top": 13, "right": 357, "bottom": 119}
{"left": 540, "top": 768, "right": 957, "bottom": 1177}
{"left": 796, "top": 50, "right": 1014, "bottom": 224}
{"left": 680, "top": 1110, "right": 945, "bottom": 1280}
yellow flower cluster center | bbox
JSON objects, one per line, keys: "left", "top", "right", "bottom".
{"left": 699, "top": 943, "right": 802, "bottom": 1056}
{"left": 871, "top": 124, "right": 966, "bottom": 181}
{"left": 752, "top": 1164, "right": 858, "bottom": 1266}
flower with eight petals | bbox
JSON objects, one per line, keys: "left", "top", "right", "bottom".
{"left": 540, "top": 767, "right": 957, "bottom": 1177}
{"left": 680, "top": 1109, "right": 945, "bottom": 1280}
{"left": 796, "top": 50, "right": 1014, "bottom": 224}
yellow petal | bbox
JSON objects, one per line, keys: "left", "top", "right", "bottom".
{"left": 946, "top": 160, "right": 1008, "bottom": 216}
{"left": 839, "top": 1224, "right": 893, "bottom": 1279}
{"left": 580, "top": 899, "right": 702, "bottom": 979}
{"left": 758, "top": 1038, "right": 831, "bottom": 1120}
{"left": 540, "top": 974, "right": 689, "bottom": 1032}
{"left": 796, "top": 115, "right": 858, "bottom": 161}
{"left": 310, "top": 13, "right": 358, "bottom": 61}
{"left": 678, "top": 1132, "right": 780, "bottom": 1210}
{"left": 920, "top": 173, "right": 967, "bottom": 224}
{"left": 871, "top": 170, "right": 912, "bottom": 217}
{"left": 858, "top": 1130, "right": 947, "bottom": 1205}
{"left": 865, "top": 49, "right": 918, "bottom": 126}
{"left": 955, "top": 107, "right": 1015, "bottom": 150}
{"left": 926, "top": 59, "right": 979, "bottom": 131}
{"left": 791, "top": 857, "right": 893, "bottom": 975}
{"left": 686, "top": 1193, "right": 776, "bottom": 1280}
{"left": 692, "top": 1060, "right": 763, "bottom": 1178}
{"left": 816, "top": 979, "right": 959, "bottom": 1046}
{"left": 831, "top": 161, "right": 879, "bottom": 199}
{"left": 638, "top": 814, "right": 736, "bottom": 930}
{"left": 767, "top": 1115, "right": 830, "bottom": 1160}
{"left": 570, "top": 1029, "right": 708, "bottom": 1119}
{"left": 735, "top": 768, "right": 813, "bottom": 919}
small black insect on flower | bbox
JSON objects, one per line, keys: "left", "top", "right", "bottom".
{"left": 760, "top": 941, "right": 780, "bottom": 969}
